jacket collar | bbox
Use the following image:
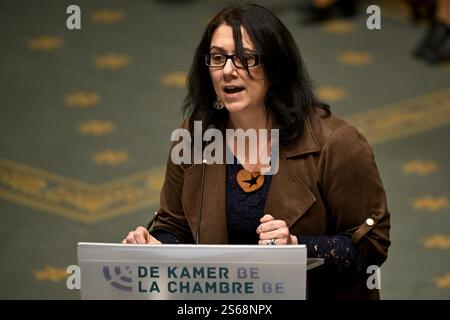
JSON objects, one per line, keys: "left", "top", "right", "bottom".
{"left": 281, "top": 117, "right": 321, "bottom": 159}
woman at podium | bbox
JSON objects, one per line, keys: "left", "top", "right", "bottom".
{"left": 123, "top": 3, "right": 390, "bottom": 300}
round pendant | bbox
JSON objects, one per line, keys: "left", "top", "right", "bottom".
{"left": 236, "top": 169, "right": 265, "bottom": 193}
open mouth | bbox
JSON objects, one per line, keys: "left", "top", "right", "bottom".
{"left": 223, "top": 86, "right": 244, "bottom": 94}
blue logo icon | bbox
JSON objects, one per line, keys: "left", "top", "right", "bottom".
{"left": 102, "top": 266, "right": 133, "bottom": 291}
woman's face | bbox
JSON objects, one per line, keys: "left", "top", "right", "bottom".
{"left": 209, "top": 24, "right": 270, "bottom": 115}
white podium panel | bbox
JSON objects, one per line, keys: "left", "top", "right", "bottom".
{"left": 77, "top": 243, "right": 309, "bottom": 300}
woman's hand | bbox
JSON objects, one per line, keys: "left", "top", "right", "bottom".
{"left": 122, "top": 226, "right": 161, "bottom": 244}
{"left": 256, "top": 214, "right": 298, "bottom": 245}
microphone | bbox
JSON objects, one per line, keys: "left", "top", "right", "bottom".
{"left": 195, "top": 158, "right": 207, "bottom": 244}
{"left": 195, "top": 124, "right": 215, "bottom": 244}
{"left": 146, "top": 211, "right": 159, "bottom": 231}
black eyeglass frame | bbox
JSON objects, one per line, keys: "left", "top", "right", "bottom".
{"left": 204, "top": 53, "right": 262, "bottom": 69}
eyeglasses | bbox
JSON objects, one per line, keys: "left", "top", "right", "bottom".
{"left": 205, "top": 53, "right": 261, "bottom": 69}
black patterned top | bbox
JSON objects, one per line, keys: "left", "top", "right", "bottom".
{"left": 226, "top": 161, "right": 273, "bottom": 244}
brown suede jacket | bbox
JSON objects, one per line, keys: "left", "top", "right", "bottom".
{"left": 151, "top": 108, "right": 391, "bottom": 299}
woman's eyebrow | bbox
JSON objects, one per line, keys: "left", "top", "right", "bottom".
{"left": 209, "top": 46, "right": 227, "bottom": 52}
{"left": 209, "top": 45, "right": 256, "bottom": 53}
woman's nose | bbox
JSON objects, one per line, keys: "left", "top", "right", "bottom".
{"left": 222, "top": 58, "right": 237, "bottom": 76}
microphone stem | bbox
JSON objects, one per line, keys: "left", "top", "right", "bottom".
{"left": 195, "top": 159, "right": 207, "bottom": 244}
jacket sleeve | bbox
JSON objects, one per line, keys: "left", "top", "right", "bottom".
{"left": 318, "top": 125, "right": 391, "bottom": 272}
{"left": 149, "top": 134, "right": 196, "bottom": 244}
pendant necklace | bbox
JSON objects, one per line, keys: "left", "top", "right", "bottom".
{"left": 236, "top": 168, "right": 265, "bottom": 193}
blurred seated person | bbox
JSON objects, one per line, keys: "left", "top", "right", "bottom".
{"left": 408, "top": 0, "right": 436, "bottom": 23}
{"left": 413, "top": 0, "right": 450, "bottom": 64}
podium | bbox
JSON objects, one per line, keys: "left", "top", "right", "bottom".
{"left": 77, "top": 242, "right": 323, "bottom": 300}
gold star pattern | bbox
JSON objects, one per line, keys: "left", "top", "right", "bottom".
{"left": 33, "top": 266, "right": 68, "bottom": 282}
{"left": 402, "top": 160, "right": 439, "bottom": 176}
{"left": 435, "top": 274, "right": 450, "bottom": 288}
{"left": 95, "top": 54, "right": 130, "bottom": 70}
{"left": 79, "top": 120, "right": 115, "bottom": 136}
{"left": 65, "top": 92, "right": 100, "bottom": 108}
{"left": 412, "top": 196, "right": 448, "bottom": 211}
{"left": 92, "top": 9, "right": 125, "bottom": 24}
{"left": 94, "top": 150, "right": 129, "bottom": 166}
{"left": 322, "top": 20, "right": 355, "bottom": 34}
{"left": 317, "top": 86, "right": 347, "bottom": 103}
{"left": 161, "top": 72, "right": 187, "bottom": 88}
{"left": 338, "top": 51, "right": 373, "bottom": 66}
{"left": 423, "top": 234, "right": 450, "bottom": 250}
{"left": 28, "top": 36, "right": 63, "bottom": 51}
{"left": 146, "top": 174, "right": 165, "bottom": 192}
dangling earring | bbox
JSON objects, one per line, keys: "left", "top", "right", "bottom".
{"left": 214, "top": 98, "right": 225, "bottom": 110}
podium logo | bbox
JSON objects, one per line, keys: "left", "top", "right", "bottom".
{"left": 103, "top": 266, "right": 133, "bottom": 291}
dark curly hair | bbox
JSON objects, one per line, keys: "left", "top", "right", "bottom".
{"left": 183, "top": 3, "right": 330, "bottom": 148}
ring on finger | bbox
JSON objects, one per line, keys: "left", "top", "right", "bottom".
{"left": 267, "top": 238, "right": 277, "bottom": 246}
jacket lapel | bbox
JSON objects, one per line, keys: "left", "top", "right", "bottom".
{"left": 265, "top": 118, "right": 320, "bottom": 226}
{"left": 264, "top": 157, "right": 317, "bottom": 227}
{"left": 199, "top": 163, "right": 228, "bottom": 244}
